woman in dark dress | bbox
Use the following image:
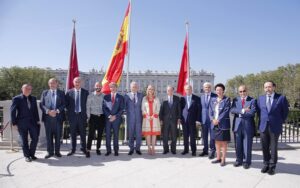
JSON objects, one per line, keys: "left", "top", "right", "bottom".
{"left": 209, "top": 83, "right": 231, "bottom": 166}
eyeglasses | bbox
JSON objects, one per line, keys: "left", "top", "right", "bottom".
{"left": 239, "top": 90, "right": 246, "bottom": 93}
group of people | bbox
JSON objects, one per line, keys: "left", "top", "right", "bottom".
{"left": 10, "top": 77, "right": 289, "bottom": 175}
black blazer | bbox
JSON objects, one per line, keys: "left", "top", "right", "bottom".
{"left": 159, "top": 95, "right": 181, "bottom": 124}
{"left": 65, "top": 88, "right": 89, "bottom": 121}
{"left": 10, "top": 94, "right": 40, "bottom": 126}
{"left": 103, "top": 93, "right": 125, "bottom": 120}
{"left": 180, "top": 94, "right": 202, "bottom": 124}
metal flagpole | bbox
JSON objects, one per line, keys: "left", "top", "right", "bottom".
{"left": 185, "top": 21, "right": 190, "bottom": 85}
{"left": 65, "top": 19, "right": 76, "bottom": 93}
{"left": 124, "top": 0, "right": 132, "bottom": 144}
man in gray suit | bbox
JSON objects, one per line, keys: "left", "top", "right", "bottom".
{"left": 65, "top": 77, "right": 89, "bottom": 157}
{"left": 159, "top": 86, "right": 181, "bottom": 154}
{"left": 40, "top": 78, "right": 66, "bottom": 158}
{"left": 124, "top": 81, "right": 143, "bottom": 155}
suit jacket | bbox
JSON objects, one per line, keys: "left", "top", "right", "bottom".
{"left": 10, "top": 94, "right": 40, "bottom": 126}
{"left": 124, "top": 92, "right": 143, "bottom": 126}
{"left": 180, "top": 94, "right": 201, "bottom": 125}
{"left": 209, "top": 96, "right": 231, "bottom": 130}
{"left": 40, "top": 89, "right": 66, "bottom": 122}
{"left": 103, "top": 93, "right": 125, "bottom": 121}
{"left": 200, "top": 92, "right": 217, "bottom": 125}
{"left": 65, "top": 88, "right": 89, "bottom": 121}
{"left": 257, "top": 93, "right": 289, "bottom": 134}
{"left": 231, "top": 96, "right": 256, "bottom": 134}
{"left": 159, "top": 95, "right": 181, "bottom": 125}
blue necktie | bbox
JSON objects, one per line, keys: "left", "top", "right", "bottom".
{"left": 51, "top": 91, "right": 56, "bottom": 110}
{"left": 205, "top": 94, "right": 209, "bottom": 107}
{"left": 267, "top": 96, "right": 271, "bottom": 112}
{"left": 75, "top": 90, "right": 80, "bottom": 113}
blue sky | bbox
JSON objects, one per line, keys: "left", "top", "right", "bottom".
{"left": 0, "top": 0, "right": 300, "bottom": 83}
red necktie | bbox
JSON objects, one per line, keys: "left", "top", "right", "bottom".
{"left": 112, "top": 93, "right": 115, "bottom": 104}
{"left": 242, "top": 98, "right": 245, "bottom": 108}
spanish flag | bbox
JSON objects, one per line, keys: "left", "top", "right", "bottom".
{"left": 101, "top": 2, "right": 131, "bottom": 94}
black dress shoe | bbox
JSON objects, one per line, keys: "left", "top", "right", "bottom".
{"left": 181, "top": 151, "right": 188, "bottom": 155}
{"left": 199, "top": 152, "right": 208, "bottom": 157}
{"left": 243, "top": 163, "right": 250, "bottom": 169}
{"left": 136, "top": 150, "right": 142, "bottom": 155}
{"left": 114, "top": 152, "right": 119, "bottom": 156}
{"left": 171, "top": 151, "right": 176, "bottom": 155}
{"left": 67, "top": 151, "right": 75, "bottom": 156}
{"left": 163, "top": 151, "right": 169, "bottom": 154}
{"left": 128, "top": 150, "right": 134, "bottom": 155}
{"left": 105, "top": 152, "right": 111, "bottom": 156}
{"left": 261, "top": 165, "right": 269, "bottom": 173}
{"left": 233, "top": 162, "right": 242, "bottom": 167}
{"left": 55, "top": 153, "right": 62, "bottom": 157}
{"left": 45, "top": 154, "right": 53, "bottom": 159}
{"left": 212, "top": 159, "right": 222, "bottom": 164}
{"left": 192, "top": 152, "right": 196, "bottom": 156}
{"left": 96, "top": 150, "right": 101, "bottom": 155}
{"left": 268, "top": 167, "right": 276, "bottom": 175}
{"left": 31, "top": 156, "right": 38, "bottom": 160}
{"left": 86, "top": 151, "right": 90, "bottom": 158}
{"left": 208, "top": 152, "right": 215, "bottom": 159}
{"left": 25, "top": 157, "right": 32, "bottom": 162}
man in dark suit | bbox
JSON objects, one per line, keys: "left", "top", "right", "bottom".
{"left": 159, "top": 85, "right": 181, "bottom": 154}
{"left": 10, "top": 84, "right": 40, "bottom": 162}
{"left": 180, "top": 84, "right": 201, "bottom": 156}
{"left": 257, "top": 81, "right": 289, "bottom": 175}
{"left": 40, "top": 78, "right": 65, "bottom": 158}
{"left": 103, "top": 82, "right": 124, "bottom": 156}
{"left": 231, "top": 85, "right": 256, "bottom": 169}
{"left": 65, "top": 77, "right": 89, "bottom": 157}
{"left": 199, "top": 82, "right": 217, "bottom": 159}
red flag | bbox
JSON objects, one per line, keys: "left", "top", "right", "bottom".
{"left": 66, "top": 23, "right": 79, "bottom": 91}
{"left": 177, "top": 34, "right": 189, "bottom": 96}
{"left": 101, "top": 2, "right": 130, "bottom": 94}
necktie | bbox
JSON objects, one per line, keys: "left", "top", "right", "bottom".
{"left": 267, "top": 96, "right": 272, "bottom": 112}
{"left": 112, "top": 93, "right": 115, "bottom": 105}
{"left": 187, "top": 96, "right": 191, "bottom": 108}
{"left": 51, "top": 91, "right": 56, "bottom": 110}
{"left": 134, "top": 93, "right": 136, "bottom": 104}
{"left": 168, "top": 96, "right": 172, "bottom": 107}
{"left": 75, "top": 90, "right": 80, "bottom": 113}
{"left": 242, "top": 98, "right": 245, "bottom": 108}
{"left": 27, "top": 97, "right": 31, "bottom": 109}
{"left": 205, "top": 94, "right": 209, "bottom": 107}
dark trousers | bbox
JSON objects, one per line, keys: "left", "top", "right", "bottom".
{"left": 69, "top": 114, "right": 86, "bottom": 152}
{"left": 87, "top": 114, "right": 105, "bottom": 151}
{"left": 235, "top": 123, "right": 253, "bottom": 165}
{"left": 182, "top": 121, "right": 197, "bottom": 153}
{"left": 18, "top": 120, "right": 39, "bottom": 158}
{"left": 162, "top": 121, "right": 177, "bottom": 153}
{"left": 128, "top": 121, "right": 142, "bottom": 152}
{"left": 44, "top": 116, "right": 63, "bottom": 155}
{"left": 201, "top": 122, "right": 215, "bottom": 153}
{"left": 260, "top": 124, "right": 279, "bottom": 168}
{"left": 105, "top": 118, "right": 121, "bottom": 153}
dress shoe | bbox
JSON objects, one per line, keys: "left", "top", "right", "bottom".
{"left": 199, "top": 152, "right": 208, "bottom": 157}
{"left": 55, "top": 153, "right": 62, "bottom": 157}
{"left": 25, "top": 157, "right": 32, "bottom": 162}
{"left": 128, "top": 150, "right": 134, "bottom": 155}
{"left": 192, "top": 152, "right": 196, "bottom": 156}
{"left": 233, "top": 162, "right": 242, "bottom": 167}
{"left": 268, "top": 167, "right": 276, "bottom": 175}
{"left": 181, "top": 151, "right": 188, "bottom": 155}
{"left": 163, "top": 151, "right": 169, "bottom": 154}
{"left": 105, "top": 152, "right": 111, "bottom": 156}
{"left": 114, "top": 152, "right": 119, "bottom": 156}
{"left": 171, "top": 151, "right": 176, "bottom": 155}
{"left": 44, "top": 154, "right": 53, "bottom": 159}
{"left": 31, "top": 156, "right": 38, "bottom": 160}
{"left": 220, "top": 161, "right": 226, "bottom": 167}
{"left": 86, "top": 151, "right": 90, "bottom": 158}
{"left": 96, "top": 150, "right": 101, "bottom": 155}
{"left": 243, "top": 163, "right": 250, "bottom": 169}
{"left": 208, "top": 152, "right": 215, "bottom": 159}
{"left": 67, "top": 151, "right": 75, "bottom": 156}
{"left": 136, "top": 150, "right": 142, "bottom": 155}
{"left": 212, "top": 159, "right": 222, "bottom": 164}
{"left": 261, "top": 165, "right": 269, "bottom": 173}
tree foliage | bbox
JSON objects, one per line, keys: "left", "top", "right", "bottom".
{"left": 225, "top": 64, "right": 300, "bottom": 108}
{"left": 0, "top": 66, "right": 54, "bottom": 100}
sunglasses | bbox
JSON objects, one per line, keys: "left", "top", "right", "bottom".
{"left": 239, "top": 90, "right": 246, "bottom": 93}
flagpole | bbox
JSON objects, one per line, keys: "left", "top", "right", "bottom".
{"left": 126, "top": 0, "right": 132, "bottom": 93}
{"left": 66, "top": 19, "right": 76, "bottom": 93}
{"left": 185, "top": 21, "right": 190, "bottom": 85}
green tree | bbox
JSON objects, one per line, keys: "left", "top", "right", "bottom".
{"left": 0, "top": 66, "right": 55, "bottom": 100}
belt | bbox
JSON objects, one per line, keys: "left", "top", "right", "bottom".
{"left": 75, "top": 112, "right": 81, "bottom": 115}
{"left": 91, "top": 114, "right": 103, "bottom": 117}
